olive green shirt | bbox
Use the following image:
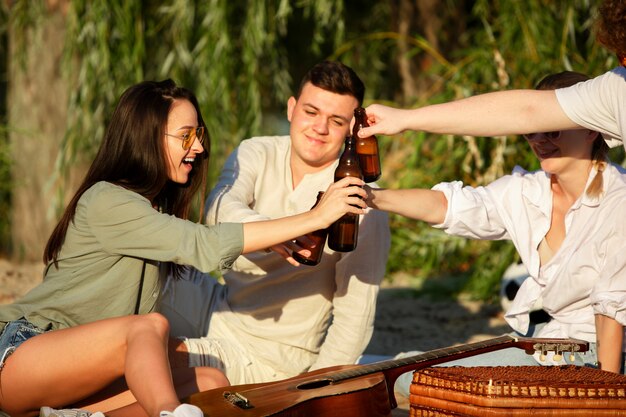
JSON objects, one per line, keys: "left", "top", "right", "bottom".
{"left": 0, "top": 181, "right": 243, "bottom": 330}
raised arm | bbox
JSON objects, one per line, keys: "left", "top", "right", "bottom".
{"left": 358, "top": 89, "right": 578, "bottom": 138}
{"left": 242, "top": 177, "right": 366, "bottom": 253}
{"left": 366, "top": 186, "right": 448, "bottom": 225}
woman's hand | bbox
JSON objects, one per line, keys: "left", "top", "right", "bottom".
{"left": 312, "top": 177, "right": 367, "bottom": 229}
{"left": 357, "top": 104, "right": 412, "bottom": 137}
{"left": 241, "top": 177, "right": 366, "bottom": 254}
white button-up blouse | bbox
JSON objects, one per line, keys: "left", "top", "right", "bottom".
{"left": 432, "top": 163, "right": 626, "bottom": 346}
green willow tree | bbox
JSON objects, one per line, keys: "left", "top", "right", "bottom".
{"left": 2, "top": 0, "right": 620, "bottom": 300}
{"left": 59, "top": 0, "right": 346, "bottom": 196}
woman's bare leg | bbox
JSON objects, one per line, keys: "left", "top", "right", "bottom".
{"left": 75, "top": 367, "right": 229, "bottom": 415}
{"left": 0, "top": 313, "right": 205, "bottom": 417}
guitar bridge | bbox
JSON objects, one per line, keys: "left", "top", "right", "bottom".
{"left": 223, "top": 391, "right": 254, "bottom": 409}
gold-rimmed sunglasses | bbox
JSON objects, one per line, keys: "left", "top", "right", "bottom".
{"left": 165, "top": 126, "right": 205, "bottom": 150}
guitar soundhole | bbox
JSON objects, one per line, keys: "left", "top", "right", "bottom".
{"left": 296, "top": 378, "right": 333, "bottom": 390}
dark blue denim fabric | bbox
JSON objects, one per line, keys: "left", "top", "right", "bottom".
{"left": 0, "top": 318, "right": 45, "bottom": 369}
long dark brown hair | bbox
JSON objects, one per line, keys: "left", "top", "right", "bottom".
{"left": 44, "top": 79, "right": 209, "bottom": 265}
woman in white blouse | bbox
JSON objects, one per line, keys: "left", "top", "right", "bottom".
{"left": 369, "top": 71, "right": 626, "bottom": 375}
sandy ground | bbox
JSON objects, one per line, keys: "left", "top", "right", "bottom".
{"left": 372, "top": 283, "right": 510, "bottom": 415}
{"left": 0, "top": 258, "right": 510, "bottom": 416}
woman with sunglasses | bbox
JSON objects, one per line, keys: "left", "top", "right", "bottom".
{"left": 0, "top": 79, "right": 367, "bottom": 417}
{"left": 369, "top": 71, "right": 625, "bottom": 395}
{"left": 357, "top": 0, "right": 626, "bottom": 152}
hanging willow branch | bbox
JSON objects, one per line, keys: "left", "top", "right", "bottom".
{"left": 58, "top": 0, "right": 344, "bottom": 182}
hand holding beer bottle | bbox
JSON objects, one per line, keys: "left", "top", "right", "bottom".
{"left": 292, "top": 192, "right": 328, "bottom": 266}
{"left": 353, "top": 107, "right": 381, "bottom": 183}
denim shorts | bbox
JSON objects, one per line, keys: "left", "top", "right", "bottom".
{"left": 0, "top": 318, "right": 45, "bottom": 369}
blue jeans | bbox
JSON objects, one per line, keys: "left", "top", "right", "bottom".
{"left": 0, "top": 318, "right": 45, "bottom": 369}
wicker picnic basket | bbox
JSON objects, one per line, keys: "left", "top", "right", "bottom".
{"left": 409, "top": 365, "right": 626, "bottom": 416}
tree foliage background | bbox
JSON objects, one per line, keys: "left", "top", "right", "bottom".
{"left": 1, "top": 0, "right": 622, "bottom": 301}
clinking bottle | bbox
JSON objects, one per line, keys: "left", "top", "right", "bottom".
{"left": 292, "top": 191, "right": 328, "bottom": 266}
{"left": 328, "top": 135, "right": 362, "bottom": 252}
{"left": 353, "top": 107, "right": 381, "bottom": 183}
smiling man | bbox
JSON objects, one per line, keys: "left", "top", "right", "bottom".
{"left": 161, "top": 61, "right": 391, "bottom": 384}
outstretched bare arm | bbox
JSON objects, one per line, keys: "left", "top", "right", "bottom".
{"left": 358, "top": 90, "right": 579, "bottom": 138}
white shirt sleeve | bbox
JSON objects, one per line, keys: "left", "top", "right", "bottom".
{"left": 205, "top": 140, "right": 272, "bottom": 225}
{"left": 432, "top": 179, "right": 511, "bottom": 241}
{"left": 555, "top": 67, "right": 626, "bottom": 149}
{"left": 590, "top": 240, "right": 626, "bottom": 327}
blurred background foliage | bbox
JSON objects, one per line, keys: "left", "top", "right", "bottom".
{"left": 0, "top": 0, "right": 623, "bottom": 301}
{"left": 0, "top": 2, "right": 9, "bottom": 256}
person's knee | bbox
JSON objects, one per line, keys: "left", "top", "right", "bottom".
{"left": 132, "top": 312, "right": 170, "bottom": 340}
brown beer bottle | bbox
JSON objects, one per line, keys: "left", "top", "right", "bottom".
{"left": 353, "top": 107, "right": 381, "bottom": 183}
{"left": 292, "top": 191, "right": 328, "bottom": 266}
{"left": 328, "top": 135, "right": 362, "bottom": 252}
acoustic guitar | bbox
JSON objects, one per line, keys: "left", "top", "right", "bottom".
{"left": 185, "top": 335, "right": 588, "bottom": 417}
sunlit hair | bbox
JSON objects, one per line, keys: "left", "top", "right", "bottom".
{"left": 596, "top": 0, "right": 626, "bottom": 58}
{"left": 296, "top": 61, "right": 365, "bottom": 106}
{"left": 535, "top": 71, "right": 608, "bottom": 199}
{"left": 44, "top": 79, "right": 209, "bottom": 266}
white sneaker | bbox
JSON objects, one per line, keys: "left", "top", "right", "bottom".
{"left": 159, "top": 404, "right": 204, "bottom": 417}
{"left": 39, "top": 408, "right": 105, "bottom": 417}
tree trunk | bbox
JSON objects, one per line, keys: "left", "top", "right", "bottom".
{"left": 396, "top": 0, "right": 417, "bottom": 104}
{"left": 414, "top": 0, "right": 441, "bottom": 97}
{"left": 8, "top": 4, "right": 68, "bottom": 262}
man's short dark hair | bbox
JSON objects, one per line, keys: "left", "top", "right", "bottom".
{"left": 296, "top": 61, "right": 365, "bottom": 106}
